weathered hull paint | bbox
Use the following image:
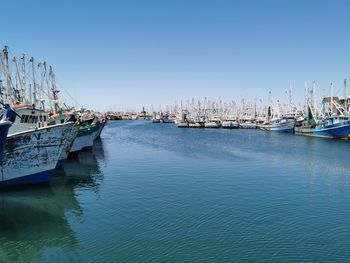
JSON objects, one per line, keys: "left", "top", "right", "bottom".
{"left": 70, "top": 125, "right": 100, "bottom": 154}
{"left": 0, "top": 121, "right": 12, "bottom": 161}
{"left": 56, "top": 124, "right": 80, "bottom": 168}
{"left": 0, "top": 122, "right": 76, "bottom": 187}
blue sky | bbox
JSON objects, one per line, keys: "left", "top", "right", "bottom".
{"left": 1, "top": 0, "right": 350, "bottom": 111}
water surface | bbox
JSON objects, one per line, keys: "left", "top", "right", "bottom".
{"left": 1, "top": 120, "right": 350, "bottom": 262}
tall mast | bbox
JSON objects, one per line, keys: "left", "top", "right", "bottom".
{"left": 304, "top": 81, "right": 308, "bottom": 117}
{"left": 312, "top": 81, "right": 317, "bottom": 118}
{"left": 330, "top": 82, "right": 333, "bottom": 116}
{"left": 49, "top": 66, "right": 59, "bottom": 114}
{"left": 20, "top": 54, "right": 26, "bottom": 103}
{"left": 30, "top": 57, "right": 36, "bottom": 106}
{"left": 12, "top": 57, "right": 22, "bottom": 103}
{"left": 1, "top": 46, "right": 14, "bottom": 103}
{"left": 344, "top": 78, "right": 347, "bottom": 100}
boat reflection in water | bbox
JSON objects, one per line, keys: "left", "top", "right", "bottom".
{"left": 0, "top": 145, "right": 104, "bottom": 262}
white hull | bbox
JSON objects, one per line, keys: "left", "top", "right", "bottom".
{"left": 58, "top": 124, "right": 80, "bottom": 162}
{"left": 240, "top": 123, "right": 257, "bottom": 129}
{"left": 222, "top": 121, "right": 239, "bottom": 129}
{"left": 204, "top": 122, "right": 221, "bottom": 128}
{"left": 70, "top": 129, "right": 99, "bottom": 153}
{"left": 1, "top": 122, "right": 75, "bottom": 186}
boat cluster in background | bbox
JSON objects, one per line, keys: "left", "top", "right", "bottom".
{"left": 149, "top": 80, "right": 350, "bottom": 139}
{"left": 0, "top": 46, "right": 106, "bottom": 188}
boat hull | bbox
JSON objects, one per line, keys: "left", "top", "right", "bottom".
{"left": 56, "top": 123, "right": 80, "bottom": 168}
{"left": 204, "top": 122, "right": 221, "bottom": 128}
{"left": 260, "top": 121, "right": 295, "bottom": 133}
{"left": 69, "top": 124, "right": 100, "bottom": 154}
{"left": 240, "top": 123, "right": 257, "bottom": 129}
{"left": 222, "top": 121, "right": 239, "bottom": 129}
{"left": 0, "top": 122, "right": 75, "bottom": 187}
{"left": 176, "top": 123, "right": 189, "bottom": 128}
{"left": 95, "top": 120, "right": 107, "bottom": 139}
{"left": 0, "top": 121, "right": 12, "bottom": 161}
{"left": 295, "top": 123, "right": 350, "bottom": 138}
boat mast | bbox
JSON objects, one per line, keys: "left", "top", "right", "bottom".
{"left": 20, "top": 54, "right": 26, "bottom": 103}
{"left": 344, "top": 79, "right": 347, "bottom": 112}
{"left": 49, "top": 66, "right": 59, "bottom": 114}
{"left": 1, "top": 46, "right": 15, "bottom": 104}
{"left": 330, "top": 82, "right": 333, "bottom": 116}
{"left": 312, "top": 81, "right": 317, "bottom": 119}
{"left": 30, "top": 57, "right": 36, "bottom": 106}
{"left": 304, "top": 81, "right": 308, "bottom": 118}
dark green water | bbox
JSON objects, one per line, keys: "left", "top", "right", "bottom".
{"left": 1, "top": 120, "right": 350, "bottom": 262}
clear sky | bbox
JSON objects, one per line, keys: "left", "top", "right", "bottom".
{"left": 1, "top": 0, "right": 350, "bottom": 111}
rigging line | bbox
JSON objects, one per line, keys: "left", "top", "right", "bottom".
{"left": 54, "top": 77, "right": 81, "bottom": 107}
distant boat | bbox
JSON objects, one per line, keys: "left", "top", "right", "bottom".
{"left": 188, "top": 122, "right": 204, "bottom": 128}
{"left": 222, "top": 120, "right": 239, "bottom": 129}
{"left": 176, "top": 122, "right": 189, "bottom": 128}
{"left": 260, "top": 117, "right": 295, "bottom": 133}
{"left": 204, "top": 121, "right": 221, "bottom": 128}
{"left": 175, "top": 112, "right": 189, "bottom": 128}
{"left": 160, "top": 114, "right": 175, "bottom": 123}
{"left": 240, "top": 121, "right": 257, "bottom": 129}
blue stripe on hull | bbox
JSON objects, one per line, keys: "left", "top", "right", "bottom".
{"left": 0, "top": 170, "right": 54, "bottom": 188}
{"left": 296, "top": 124, "right": 350, "bottom": 138}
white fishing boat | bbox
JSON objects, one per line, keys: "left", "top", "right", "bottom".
{"left": 260, "top": 117, "right": 295, "bottom": 133}
{"left": 240, "top": 121, "right": 257, "bottom": 129}
{"left": 175, "top": 112, "right": 189, "bottom": 128}
{"left": 69, "top": 124, "right": 101, "bottom": 156}
{"left": 204, "top": 120, "right": 221, "bottom": 128}
{"left": 1, "top": 121, "right": 76, "bottom": 187}
{"left": 222, "top": 120, "right": 239, "bottom": 129}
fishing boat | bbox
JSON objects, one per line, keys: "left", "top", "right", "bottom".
{"left": 204, "top": 120, "right": 221, "bottom": 128}
{"left": 295, "top": 117, "right": 350, "bottom": 138}
{"left": 69, "top": 124, "right": 101, "bottom": 156}
{"left": 260, "top": 117, "right": 295, "bottom": 133}
{"left": 295, "top": 104, "right": 350, "bottom": 139}
{"left": 1, "top": 121, "right": 76, "bottom": 187}
{"left": 240, "top": 121, "right": 257, "bottom": 129}
{"left": 160, "top": 113, "right": 175, "bottom": 123}
{"left": 259, "top": 103, "right": 296, "bottom": 133}
{"left": 222, "top": 120, "right": 239, "bottom": 129}
{"left": 152, "top": 112, "right": 161, "bottom": 123}
{"left": 175, "top": 112, "right": 189, "bottom": 128}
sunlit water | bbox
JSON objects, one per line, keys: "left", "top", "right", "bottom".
{"left": 1, "top": 120, "right": 350, "bottom": 262}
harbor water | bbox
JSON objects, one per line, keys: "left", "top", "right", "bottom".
{"left": 1, "top": 120, "right": 350, "bottom": 262}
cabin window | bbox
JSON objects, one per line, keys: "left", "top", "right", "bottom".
{"left": 34, "top": 116, "right": 38, "bottom": 123}
{"left": 44, "top": 116, "right": 47, "bottom": 122}
{"left": 24, "top": 115, "right": 29, "bottom": 123}
{"left": 21, "top": 115, "right": 25, "bottom": 123}
{"left": 39, "top": 116, "right": 42, "bottom": 122}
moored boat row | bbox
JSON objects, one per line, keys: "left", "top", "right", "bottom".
{"left": 0, "top": 46, "right": 107, "bottom": 188}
